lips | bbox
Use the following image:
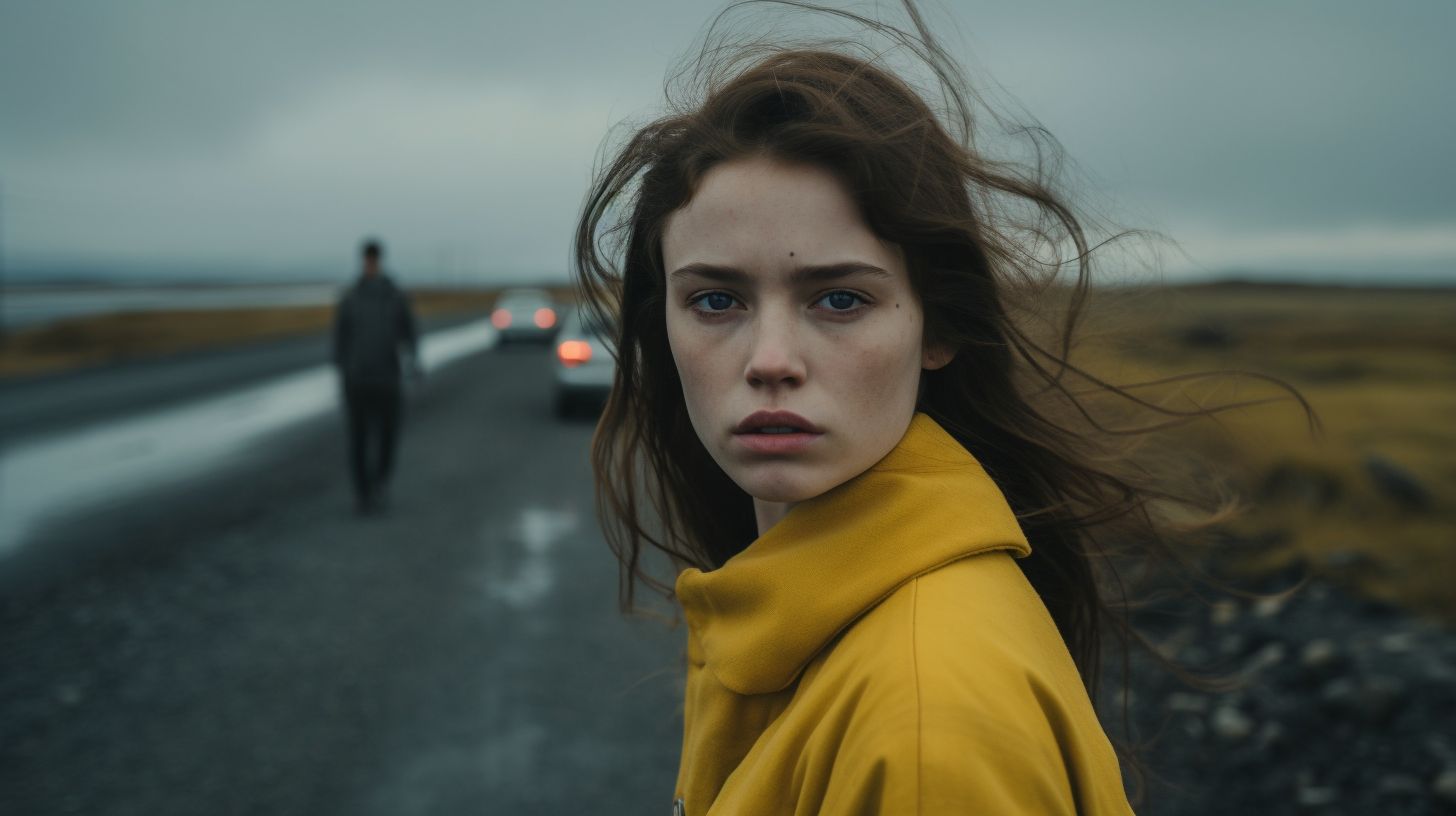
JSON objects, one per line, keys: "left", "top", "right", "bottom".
{"left": 733, "top": 410, "right": 824, "bottom": 435}
{"left": 732, "top": 410, "right": 824, "bottom": 455}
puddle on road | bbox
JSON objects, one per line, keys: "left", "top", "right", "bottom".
{"left": 483, "top": 507, "right": 577, "bottom": 609}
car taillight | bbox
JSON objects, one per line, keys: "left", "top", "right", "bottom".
{"left": 491, "top": 308, "right": 512, "bottom": 329}
{"left": 557, "top": 340, "right": 592, "bottom": 368}
{"left": 534, "top": 307, "right": 557, "bottom": 329}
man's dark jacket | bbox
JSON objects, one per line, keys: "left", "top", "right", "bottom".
{"left": 332, "top": 273, "right": 419, "bottom": 386}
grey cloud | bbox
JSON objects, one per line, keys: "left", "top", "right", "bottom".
{"left": 1, "top": 0, "right": 1452, "bottom": 277}
{"left": 0, "top": 0, "right": 699, "bottom": 159}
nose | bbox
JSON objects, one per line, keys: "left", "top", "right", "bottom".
{"left": 743, "top": 310, "right": 806, "bottom": 389}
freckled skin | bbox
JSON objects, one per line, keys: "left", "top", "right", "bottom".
{"left": 662, "top": 157, "right": 953, "bottom": 534}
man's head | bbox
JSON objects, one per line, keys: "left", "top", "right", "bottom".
{"left": 361, "top": 238, "right": 384, "bottom": 276}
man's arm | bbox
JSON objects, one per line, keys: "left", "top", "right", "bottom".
{"left": 332, "top": 294, "right": 351, "bottom": 371}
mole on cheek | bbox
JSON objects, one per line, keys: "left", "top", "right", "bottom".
{"left": 789, "top": 251, "right": 795, "bottom": 257}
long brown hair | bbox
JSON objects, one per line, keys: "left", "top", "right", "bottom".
{"left": 574, "top": 0, "right": 1311, "bottom": 802}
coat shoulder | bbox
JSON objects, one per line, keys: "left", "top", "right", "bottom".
{"left": 828, "top": 548, "right": 1078, "bottom": 694}
{"left": 913, "top": 549, "right": 1088, "bottom": 690}
{"left": 810, "top": 548, "right": 1079, "bottom": 734}
{"left": 810, "top": 550, "right": 1131, "bottom": 814}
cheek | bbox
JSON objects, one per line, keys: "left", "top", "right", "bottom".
{"left": 666, "top": 318, "right": 717, "bottom": 408}
{"left": 665, "top": 320, "right": 692, "bottom": 384}
{"left": 836, "top": 316, "right": 924, "bottom": 403}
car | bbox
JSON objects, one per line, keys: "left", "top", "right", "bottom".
{"left": 552, "top": 306, "right": 616, "bottom": 418}
{"left": 490, "top": 287, "right": 559, "bottom": 345}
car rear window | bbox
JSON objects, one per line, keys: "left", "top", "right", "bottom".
{"left": 500, "top": 297, "right": 550, "bottom": 310}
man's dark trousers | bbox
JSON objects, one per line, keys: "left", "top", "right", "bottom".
{"left": 343, "top": 380, "right": 402, "bottom": 504}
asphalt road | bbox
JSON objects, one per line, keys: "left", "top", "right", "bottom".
{"left": 0, "top": 314, "right": 478, "bottom": 440}
{"left": 0, "top": 341, "right": 685, "bottom": 815}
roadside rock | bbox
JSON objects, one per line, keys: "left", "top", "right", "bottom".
{"left": 1363, "top": 453, "right": 1433, "bottom": 510}
{"left": 1106, "top": 569, "right": 1456, "bottom": 815}
{"left": 1432, "top": 768, "right": 1456, "bottom": 805}
{"left": 1179, "top": 323, "right": 1236, "bottom": 349}
{"left": 1298, "top": 638, "right": 1343, "bottom": 679}
{"left": 1210, "top": 705, "right": 1254, "bottom": 741}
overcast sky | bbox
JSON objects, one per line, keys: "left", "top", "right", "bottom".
{"left": 2, "top": 0, "right": 1453, "bottom": 284}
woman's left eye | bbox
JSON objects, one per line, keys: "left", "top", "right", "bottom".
{"left": 689, "top": 291, "right": 738, "bottom": 313}
{"left": 814, "top": 291, "right": 867, "bottom": 312}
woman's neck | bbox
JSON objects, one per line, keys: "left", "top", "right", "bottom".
{"left": 753, "top": 498, "right": 796, "bottom": 537}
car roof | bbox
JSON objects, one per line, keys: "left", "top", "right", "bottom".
{"left": 498, "top": 287, "right": 552, "bottom": 301}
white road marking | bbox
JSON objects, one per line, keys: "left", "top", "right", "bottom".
{"left": 0, "top": 319, "right": 498, "bottom": 555}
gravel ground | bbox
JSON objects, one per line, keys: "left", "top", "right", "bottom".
{"left": 1105, "top": 559, "right": 1456, "bottom": 815}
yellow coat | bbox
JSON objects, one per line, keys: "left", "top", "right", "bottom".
{"left": 672, "top": 413, "right": 1136, "bottom": 815}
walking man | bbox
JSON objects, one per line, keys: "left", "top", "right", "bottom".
{"left": 332, "top": 238, "right": 421, "bottom": 514}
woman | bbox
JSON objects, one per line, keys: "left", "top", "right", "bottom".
{"left": 575, "top": 4, "right": 1270, "bottom": 813}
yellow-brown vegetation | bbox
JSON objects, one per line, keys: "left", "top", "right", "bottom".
{"left": 1075, "top": 283, "right": 1456, "bottom": 625}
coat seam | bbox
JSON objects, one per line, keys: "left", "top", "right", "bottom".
{"left": 911, "top": 576, "right": 923, "bottom": 816}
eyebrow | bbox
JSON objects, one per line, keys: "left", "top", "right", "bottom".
{"left": 667, "top": 261, "right": 892, "bottom": 285}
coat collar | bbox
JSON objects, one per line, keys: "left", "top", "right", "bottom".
{"left": 674, "top": 412, "right": 1031, "bottom": 696}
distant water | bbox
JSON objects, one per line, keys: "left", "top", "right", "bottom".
{"left": 2, "top": 283, "right": 343, "bottom": 330}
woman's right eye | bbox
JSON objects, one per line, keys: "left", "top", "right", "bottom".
{"left": 689, "top": 291, "right": 738, "bottom": 314}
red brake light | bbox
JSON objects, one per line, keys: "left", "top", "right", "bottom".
{"left": 534, "top": 307, "right": 557, "bottom": 329}
{"left": 557, "top": 340, "right": 592, "bottom": 368}
{"left": 491, "top": 308, "right": 512, "bottom": 329}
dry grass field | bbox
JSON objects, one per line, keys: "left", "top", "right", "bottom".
{"left": 1074, "top": 282, "right": 1456, "bottom": 626}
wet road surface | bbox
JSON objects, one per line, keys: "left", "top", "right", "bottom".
{"left": 0, "top": 342, "right": 685, "bottom": 815}
{"left": 0, "top": 314, "right": 477, "bottom": 440}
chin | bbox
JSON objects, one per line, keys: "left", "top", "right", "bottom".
{"left": 733, "top": 467, "right": 842, "bottom": 505}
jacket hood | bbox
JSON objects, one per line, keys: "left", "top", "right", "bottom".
{"left": 674, "top": 412, "right": 1031, "bottom": 696}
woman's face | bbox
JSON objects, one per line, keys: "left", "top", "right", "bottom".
{"left": 662, "top": 156, "right": 951, "bottom": 528}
